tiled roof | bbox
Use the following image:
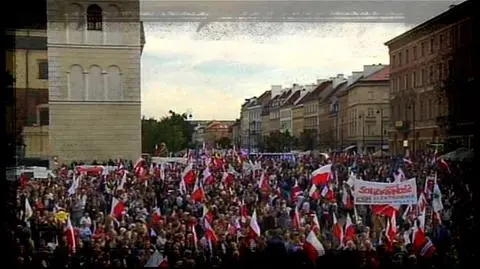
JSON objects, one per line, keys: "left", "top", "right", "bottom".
{"left": 320, "top": 80, "right": 348, "bottom": 101}
{"left": 282, "top": 90, "right": 301, "bottom": 107}
{"left": 300, "top": 81, "right": 332, "bottom": 103}
{"left": 361, "top": 66, "right": 390, "bottom": 81}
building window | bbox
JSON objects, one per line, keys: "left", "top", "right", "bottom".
{"left": 398, "top": 52, "right": 402, "bottom": 66}
{"left": 421, "top": 42, "right": 426, "bottom": 57}
{"left": 368, "top": 91, "right": 374, "bottom": 100}
{"left": 87, "top": 4, "right": 103, "bottom": 31}
{"left": 421, "top": 68, "right": 426, "bottom": 86}
{"left": 439, "top": 63, "right": 444, "bottom": 80}
{"left": 38, "top": 61, "right": 48, "bottom": 79}
{"left": 392, "top": 55, "right": 396, "bottom": 67}
{"left": 439, "top": 34, "right": 444, "bottom": 49}
{"left": 427, "top": 99, "right": 432, "bottom": 119}
{"left": 413, "top": 46, "right": 417, "bottom": 60}
{"left": 405, "top": 49, "right": 409, "bottom": 64}
{"left": 367, "top": 108, "right": 374, "bottom": 117}
{"left": 39, "top": 107, "right": 49, "bottom": 126}
{"left": 429, "top": 65, "right": 434, "bottom": 83}
{"left": 412, "top": 71, "right": 416, "bottom": 88}
{"left": 419, "top": 100, "right": 424, "bottom": 121}
{"left": 430, "top": 37, "right": 434, "bottom": 53}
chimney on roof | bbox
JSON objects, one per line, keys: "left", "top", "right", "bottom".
{"left": 337, "top": 74, "right": 344, "bottom": 79}
{"left": 317, "top": 79, "right": 325, "bottom": 85}
{"left": 271, "top": 85, "right": 282, "bottom": 97}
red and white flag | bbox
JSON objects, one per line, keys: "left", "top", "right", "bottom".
{"left": 204, "top": 218, "right": 218, "bottom": 244}
{"left": 110, "top": 197, "right": 126, "bottom": 219}
{"left": 249, "top": 209, "right": 261, "bottom": 238}
{"left": 344, "top": 213, "right": 356, "bottom": 242}
{"left": 191, "top": 177, "right": 205, "bottom": 202}
{"left": 182, "top": 163, "right": 196, "bottom": 185}
{"left": 303, "top": 230, "right": 325, "bottom": 263}
{"left": 309, "top": 184, "right": 320, "bottom": 200}
{"left": 65, "top": 217, "right": 76, "bottom": 253}
{"left": 332, "top": 213, "right": 344, "bottom": 247}
{"left": 311, "top": 164, "right": 332, "bottom": 185}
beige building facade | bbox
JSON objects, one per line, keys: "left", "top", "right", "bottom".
{"left": 47, "top": 0, "right": 145, "bottom": 164}
{"left": 346, "top": 66, "right": 390, "bottom": 152}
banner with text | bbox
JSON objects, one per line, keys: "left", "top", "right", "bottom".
{"left": 354, "top": 178, "right": 417, "bottom": 205}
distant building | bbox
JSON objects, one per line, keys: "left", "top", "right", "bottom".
{"left": 240, "top": 90, "right": 271, "bottom": 151}
{"left": 6, "top": 29, "right": 50, "bottom": 159}
{"left": 345, "top": 65, "right": 390, "bottom": 153}
{"left": 385, "top": 0, "right": 474, "bottom": 153}
{"left": 230, "top": 119, "right": 241, "bottom": 148}
{"left": 204, "top": 121, "right": 235, "bottom": 148}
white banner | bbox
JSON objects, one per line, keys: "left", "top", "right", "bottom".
{"left": 354, "top": 178, "right": 417, "bottom": 205}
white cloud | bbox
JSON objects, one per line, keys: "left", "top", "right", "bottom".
{"left": 140, "top": 22, "right": 410, "bottom": 120}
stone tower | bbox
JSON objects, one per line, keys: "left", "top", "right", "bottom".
{"left": 47, "top": 0, "right": 145, "bottom": 164}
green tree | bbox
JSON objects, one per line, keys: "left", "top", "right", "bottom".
{"left": 216, "top": 137, "right": 232, "bottom": 149}
{"left": 141, "top": 110, "right": 195, "bottom": 154}
{"left": 263, "top": 130, "right": 294, "bottom": 152}
{"left": 299, "top": 130, "right": 316, "bottom": 151}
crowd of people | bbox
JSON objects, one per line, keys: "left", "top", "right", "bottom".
{"left": 3, "top": 149, "right": 475, "bottom": 269}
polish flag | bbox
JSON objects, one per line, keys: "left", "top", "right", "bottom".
{"left": 133, "top": 157, "right": 147, "bottom": 179}
{"left": 65, "top": 217, "right": 76, "bottom": 253}
{"left": 182, "top": 164, "right": 196, "bottom": 185}
{"left": 249, "top": 209, "right": 261, "bottom": 238}
{"left": 371, "top": 204, "right": 399, "bottom": 218}
{"left": 311, "top": 212, "right": 321, "bottom": 232}
{"left": 321, "top": 184, "right": 336, "bottom": 202}
{"left": 258, "top": 171, "right": 269, "bottom": 191}
{"left": 332, "top": 213, "right": 343, "bottom": 246}
{"left": 309, "top": 184, "right": 320, "bottom": 200}
{"left": 240, "top": 200, "right": 249, "bottom": 223}
{"left": 412, "top": 226, "right": 436, "bottom": 257}
{"left": 203, "top": 204, "right": 214, "bottom": 224}
{"left": 110, "top": 197, "right": 126, "bottom": 219}
{"left": 192, "top": 224, "right": 198, "bottom": 250}
{"left": 344, "top": 213, "right": 356, "bottom": 242}
{"left": 191, "top": 177, "right": 205, "bottom": 202}
{"left": 222, "top": 169, "right": 235, "bottom": 187}
{"left": 303, "top": 230, "right": 325, "bottom": 263}
{"left": 311, "top": 164, "right": 332, "bottom": 185}
{"left": 342, "top": 185, "right": 353, "bottom": 209}
{"left": 387, "top": 211, "right": 397, "bottom": 241}
{"left": 204, "top": 218, "right": 218, "bottom": 244}
{"left": 202, "top": 167, "right": 215, "bottom": 185}
{"left": 292, "top": 206, "right": 301, "bottom": 229}
{"left": 291, "top": 180, "right": 303, "bottom": 201}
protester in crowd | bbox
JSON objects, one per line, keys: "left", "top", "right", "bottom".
{"left": 6, "top": 149, "right": 473, "bottom": 269}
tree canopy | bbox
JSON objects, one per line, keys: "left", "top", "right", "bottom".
{"left": 141, "top": 111, "right": 194, "bottom": 155}
{"left": 262, "top": 130, "right": 295, "bottom": 152}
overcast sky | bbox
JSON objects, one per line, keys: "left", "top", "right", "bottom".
{"left": 140, "top": 21, "right": 413, "bottom": 120}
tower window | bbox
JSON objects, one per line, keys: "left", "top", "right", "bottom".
{"left": 87, "top": 4, "right": 103, "bottom": 31}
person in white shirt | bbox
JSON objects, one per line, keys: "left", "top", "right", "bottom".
{"left": 80, "top": 212, "right": 92, "bottom": 227}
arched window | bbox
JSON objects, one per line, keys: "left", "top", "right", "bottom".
{"left": 87, "top": 65, "right": 104, "bottom": 101}
{"left": 107, "top": 66, "right": 122, "bottom": 101}
{"left": 87, "top": 4, "right": 103, "bottom": 31}
{"left": 68, "top": 65, "right": 85, "bottom": 101}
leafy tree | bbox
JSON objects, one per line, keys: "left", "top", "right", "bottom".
{"left": 264, "top": 130, "right": 294, "bottom": 152}
{"left": 141, "top": 110, "right": 195, "bottom": 154}
{"left": 216, "top": 137, "right": 232, "bottom": 149}
{"left": 299, "top": 130, "right": 317, "bottom": 151}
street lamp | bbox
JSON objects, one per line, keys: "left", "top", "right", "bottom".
{"left": 358, "top": 114, "right": 365, "bottom": 154}
{"left": 376, "top": 108, "right": 384, "bottom": 157}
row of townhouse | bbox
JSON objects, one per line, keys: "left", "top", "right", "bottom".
{"left": 238, "top": 0, "right": 474, "bottom": 154}
{"left": 239, "top": 64, "right": 391, "bottom": 152}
